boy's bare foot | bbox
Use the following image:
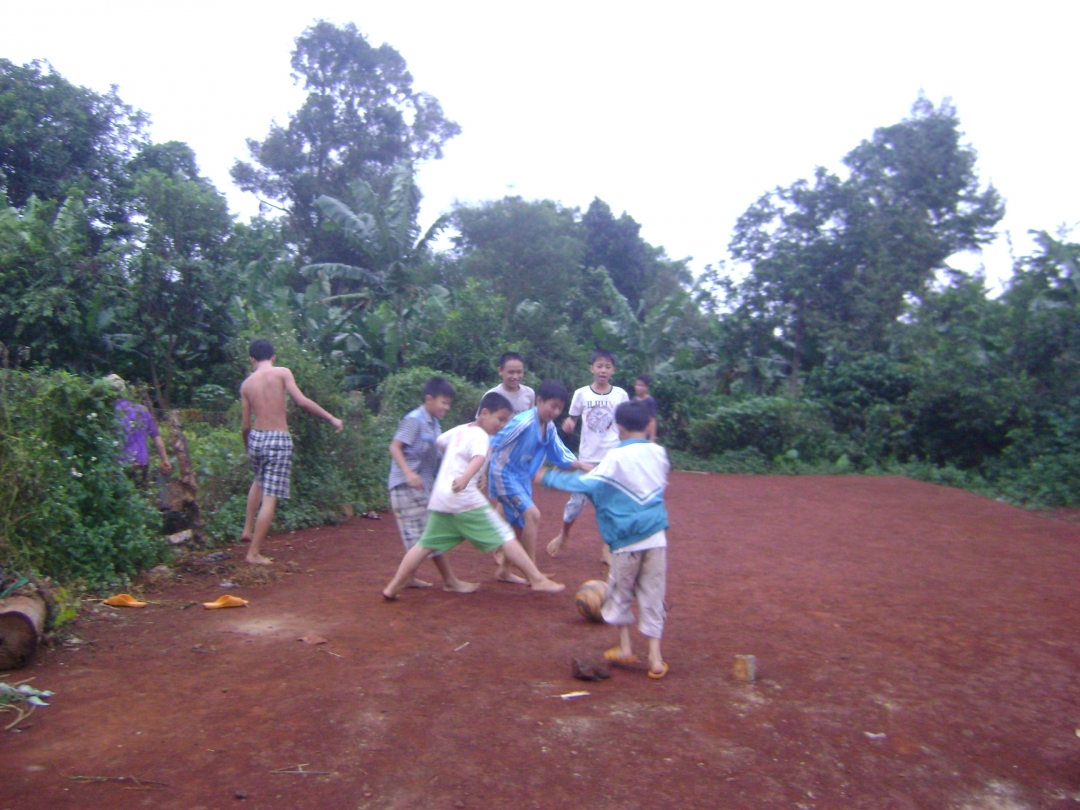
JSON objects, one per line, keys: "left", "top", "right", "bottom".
{"left": 381, "top": 590, "right": 399, "bottom": 601}
{"left": 443, "top": 580, "right": 480, "bottom": 594}
{"left": 547, "top": 532, "right": 566, "bottom": 557}
{"left": 407, "top": 578, "right": 433, "bottom": 588}
{"left": 496, "top": 568, "right": 529, "bottom": 585}
{"left": 246, "top": 553, "right": 273, "bottom": 565}
{"left": 529, "top": 577, "right": 566, "bottom": 593}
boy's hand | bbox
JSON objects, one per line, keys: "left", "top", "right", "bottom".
{"left": 406, "top": 470, "right": 424, "bottom": 490}
{"left": 572, "top": 461, "right": 595, "bottom": 473}
{"left": 451, "top": 474, "right": 469, "bottom": 493}
{"left": 561, "top": 416, "right": 576, "bottom": 433}
{"left": 330, "top": 416, "right": 344, "bottom": 432}
{"left": 533, "top": 465, "right": 549, "bottom": 487}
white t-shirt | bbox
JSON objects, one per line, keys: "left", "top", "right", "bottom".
{"left": 569, "top": 385, "right": 629, "bottom": 462}
{"left": 427, "top": 424, "right": 492, "bottom": 513}
{"left": 478, "top": 383, "right": 535, "bottom": 416}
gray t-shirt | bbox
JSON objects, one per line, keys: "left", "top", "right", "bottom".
{"left": 479, "top": 383, "right": 535, "bottom": 416}
{"left": 387, "top": 406, "right": 442, "bottom": 491}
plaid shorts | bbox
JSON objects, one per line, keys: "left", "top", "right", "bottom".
{"left": 248, "top": 430, "right": 293, "bottom": 499}
{"left": 389, "top": 484, "right": 439, "bottom": 555}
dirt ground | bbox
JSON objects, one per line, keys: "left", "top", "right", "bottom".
{"left": 3, "top": 473, "right": 1080, "bottom": 810}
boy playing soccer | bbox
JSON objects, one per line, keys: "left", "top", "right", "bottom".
{"left": 241, "top": 339, "right": 343, "bottom": 565}
{"left": 633, "top": 373, "right": 659, "bottom": 442}
{"left": 488, "top": 380, "right": 593, "bottom": 583}
{"left": 537, "top": 400, "right": 671, "bottom": 678}
{"left": 382, "top": 392, "right": 566, "bottom": 599}
{"left": 548, "top": 350, "right": 629, "bottom": 560}
{"left": 480, "top": 352, "right": 535, "bottom": 415}
{"left": 387, "top": 376, "right": 477, "bottom": 593}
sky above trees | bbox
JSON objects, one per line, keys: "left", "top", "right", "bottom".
{"left": 3, "top": 1, "right": 1078, "bottom": 290}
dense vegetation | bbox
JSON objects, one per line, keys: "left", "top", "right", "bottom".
{"left": 1, "top": 22, "right": 1077, "bottom": 585}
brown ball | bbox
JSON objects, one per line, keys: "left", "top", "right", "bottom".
{"left": 575, "top": 579, "right": 608, "bottom": 623}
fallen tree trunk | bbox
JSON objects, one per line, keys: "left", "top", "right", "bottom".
{"left": 0, "top": 595, "right": 46, "bottom": 670}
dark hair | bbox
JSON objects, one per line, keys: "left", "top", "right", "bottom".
{"left": 591, "top": 349, "right": 617, "bottom": 366}
{"left": 615, "top": 400, "right": 651, "bottom": 432}
{"left": 422, "top": 377, "right": 455, "bottom": 400}
{"left": 635, "top": 373, "right": 651, "bottom": 387}
{"left": 536, "top": 379, "right": 569, "bottom": 404}
{"left": 249, "top": 339, "right": 274, "bottom": 362}
{"left": 478, "top": 391, "right": 512, "bottom": 414}
{"left": 497, "top": 352, "right": 525, "bottom": 369}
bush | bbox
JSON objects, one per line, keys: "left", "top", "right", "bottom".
{"left": 0, "top": 370, "right": 163, "bottom": 587}
{"left": 376, "top": 366, "right": 486, "bottom": 429}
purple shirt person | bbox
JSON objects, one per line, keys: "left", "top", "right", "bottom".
{"left": 106, "top": 375, "right": 171, "bottom": 478}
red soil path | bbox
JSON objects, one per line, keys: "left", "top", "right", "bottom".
{"left": 2, "top": 473, "right": 1079, "bottom": 810}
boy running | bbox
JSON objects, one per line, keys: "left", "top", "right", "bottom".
{"left": 241, "top": 339, "right": 343, "bottom": 565}
{"left": 488, "top": 380, "right": 593, "bottom": 582}
{"left": 382, "top": 392, "right": 566, "bottom": 599}
{"left": 388, "top": 376, "right": 477, "bottom": 593}
{"left": 537, "top": 400, "right": 671, "bottom": 678}
{"left": 548, "top": 350, "right": 629, "bottom": 560}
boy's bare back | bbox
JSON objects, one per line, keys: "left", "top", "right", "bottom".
{"left": 241, "top": 365, "right": 295, "bottom": 432}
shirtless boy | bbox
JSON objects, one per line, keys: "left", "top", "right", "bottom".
{"left": 241, "top": 339, "right": 343, "bottom": 564}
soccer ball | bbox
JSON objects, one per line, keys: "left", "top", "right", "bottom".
{"left": 575, "top": 579, "right": 608, "bottom": 623}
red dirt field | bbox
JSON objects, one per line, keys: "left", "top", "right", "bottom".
{"left": 3, "top": 473, "right": 1080, "bottom": 810}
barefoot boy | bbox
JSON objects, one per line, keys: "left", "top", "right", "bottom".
{"left": 240, "top": 339, "right": 343, "bottom": 565}
{"left": 487, "top": 380, "right": 593, "bottom": 583}
{"left": 382, "top": 392, "right": 566, "bottom": 599}
{"left": 388, "top": 376, "right": 477, "bottom": 593}
{"left": 548, "top": 350, "right": 628, "bottom": 561}
{"left": 537, "top": 400, "right": 670, "bottom": 678}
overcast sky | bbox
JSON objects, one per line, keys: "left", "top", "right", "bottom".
{"left": 4, "top": 1, "right": 1079, "bottom": 291}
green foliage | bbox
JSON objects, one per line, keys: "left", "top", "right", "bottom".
{"left": 376, "top": 366, "right": 485, "bottom": 429}
{"left": 0, "top": 369, "right": 163, "bottom": 586}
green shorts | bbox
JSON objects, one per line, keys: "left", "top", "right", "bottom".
{"left": 417, "top": 507, "right": 516, "bottom": 554}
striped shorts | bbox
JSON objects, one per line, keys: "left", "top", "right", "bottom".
{"left": 248, "top": 430, "right": 293, "bottom": 499}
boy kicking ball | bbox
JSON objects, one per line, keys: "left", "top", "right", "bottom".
{"left": 382, "top": 392, "right": 566, "bottom": 600}
{"left": 536, "top": 400, "right": 670, "bottom": 678}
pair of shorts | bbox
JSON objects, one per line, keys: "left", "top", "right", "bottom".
{"left": 248, "top": 430, "right": 293, "bottom": 499}
{"left": 602, "top": 547, "right": 667, "bottom": 638}
{"left": 418, "top": 507, "right": 515, "bottom": 554}
{"left": 562, "top": 491, "right": 589, "bottom": 523}
{"left": 493, "top": 477, "right": 534, "bottom": 529}
{"left": 389, "top": 484, "right": 440, "bottom": 556}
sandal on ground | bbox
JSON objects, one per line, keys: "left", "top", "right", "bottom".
{"left": 603, "top": 647, "right": 639, "bottom": 666}
{"left": 361, "top": 511, "right": 381, "bottom": 520}
{"left": 647, "top": 662, "right": 670, "bottom": 680}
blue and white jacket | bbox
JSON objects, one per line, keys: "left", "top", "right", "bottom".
{"left": 489, "top": 408, "right": 578, "bottom": 497}
{"left": 542, "top": 439, "right": 669, "bottom": 551}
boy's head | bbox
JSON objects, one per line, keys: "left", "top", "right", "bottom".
{"left": 589, "top": 349, "right": 616, "bottom": 386}
{"left": 496, "top": 352, "right": 526, "bottom": 391}
{"left": 249, "top": 339, "right": 275, "bottom": 363}
{"left": 535, "top": 379, "right": 569, "bottom": 424}
{"left": 615, "top": 400, "right": 651, "bottom": 438}
{"left": 634, "top": 373, "right": 651, "bottom": 398}
{"left": 422, "top": 376, "right": 455, "bottom": 420}
{"left": 476, "top": 391, "right": 513, "bottom": 435}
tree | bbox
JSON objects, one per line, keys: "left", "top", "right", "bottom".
{"left": 0, "top": 59, "right": 147, "bottom": 235}
{"left": 231, "top": 22, "right": 459, "bottom": 262}
{"left": 727, "top": 97, "right": 1004, "bottom": 391}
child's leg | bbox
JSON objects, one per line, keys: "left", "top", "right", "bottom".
{"left": 390, "top": 486, "right": 437, "bottom": 589}
{"left": 495, "top": 525, "right": 529, "bottom": 585}
{"left": 602, "top": 551, "right": 640, "bottom": 657}
{"left": 499, "top": 540, "right": 565, "bottom": 592}
{"left": 431, "top": 554, "right": 478, "bottom": 594}
{"left": 635, "top": 547, "right": 667, "bottom": 675}
{"left": 246, "top": 490, "right": 277, "bottom": 565}
{"left": 519, "top": 505, "right": 541, "bottom": 563}
{"left": 383, "top": 543, "right": 437, "bottom": 599}
{"left": 547, "top": 493, "right": 586, "bottom": 556}
{"left": 242, "top": 478, "right": 262, "bottom": 541}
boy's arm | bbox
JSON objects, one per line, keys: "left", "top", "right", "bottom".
{"left": 282, "top": 369, "right": 343, "bottom": 432}
{"left": 452, "top": 454, "right": 487, "bottom": 493}
{"left": 153, "top": 434, "right": 172, "bottom": 474}
{"left": 538, "top": 467, "right": 599, "bottom": 495}
{"left": 545, "top": 428, "right": 586, "bottom": 471}
{"left": 389, "top": 439, "right": 424, "bottom": 490}
{"left": 241, "top": 386, "right": 252, "bottom": 449}
{"left": 561, "top": 415, "right": 577, "bottom": 434}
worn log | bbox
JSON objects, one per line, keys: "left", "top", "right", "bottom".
{"left": 0, "top": 595, "right": 46, "bottom": 670}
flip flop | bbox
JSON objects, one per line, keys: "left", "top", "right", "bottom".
{"left": 648, "top": 662, "right": 670, "bottom": 680}
{"left": 603, "top": 646, "right": 639, "bottom": 666}
{"left": 361, "top": 511, "right": 381, "bottom": 520}
{"left": 202, "top": 595, "right": 249, "bottom": 609}
{"left": 103, "top": 593, "right": 147, "bottom": 608}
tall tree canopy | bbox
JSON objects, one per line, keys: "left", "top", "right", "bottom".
{"left": 231, "top": 22, "right": 460, "bottom": 262}
{"left": 728, "top": 97, "right": 1004, "bottom": 388}
{"left": 0, "top": 59, "right": 147, "bottom": 233}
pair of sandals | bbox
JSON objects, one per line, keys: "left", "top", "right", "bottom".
{"left": 604, "top": 647, "right": 669, "bottom": 679}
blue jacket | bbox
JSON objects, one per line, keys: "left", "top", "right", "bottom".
{"left": 489, "top": 408, "right": 577, "bottom": 497}
{"left": 542, "top": 439, "right": 669, "bottom": 550}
